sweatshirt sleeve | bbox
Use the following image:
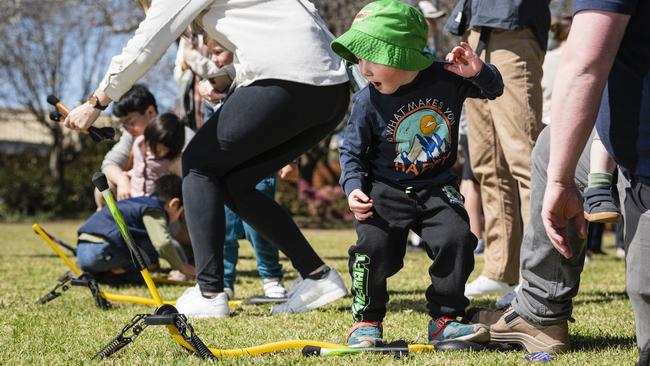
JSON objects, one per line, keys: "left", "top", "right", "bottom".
{"left": 142, "top": 210, "right": 185, "bottom": 270}
{"left": 339, "top": 91, "right": 374, "bottom": 196}
{"left": 460, "top": 63, "right": 504, "bottom": 100}
{"left": 101, "top": 129, "right": 134, "bottom": 171}
{"left": 98, "top": 0, "right": 214, "bottom": 101}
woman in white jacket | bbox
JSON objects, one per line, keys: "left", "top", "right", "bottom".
{"left": 65, "top": 0, "right": 350, "bottom": 317}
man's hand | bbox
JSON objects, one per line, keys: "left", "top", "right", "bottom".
{"left": 116, "top": 173, "right": 131, "bottom": 201}
{"left": 278, "top": 163, "right": 299, "bottom": 182}
{"left": 348, "top": 189, "right": 373, "bottom": 221}
{"left": 63, "top": 102, "right": 101, "bottom": 132}
{"left": 444, "top": 42, "right": 484, "bottom": 78}
{"left": 541, "top": 181, "right": 587, "bottom": 258}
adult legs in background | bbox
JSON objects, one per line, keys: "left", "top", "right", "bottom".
{"left": 464, "top": 27, "right": 544, "bottom": 297}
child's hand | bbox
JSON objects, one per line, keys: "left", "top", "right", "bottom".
{"left": 179, "top": 263, "right": 196, "bottom": 277}
{"left": 348, "top": 189, "right": 374, "bottom": 221}
{"left": 168, "top": 269, "right": 191, "bottom": 282}
{"left": 116, "top": 173, "right": 131, "bottom": 201}
{"left": 278, "top": 163, "right": 299, "bottom": 182}
{"left": 198, "top": 80, "right": 225, "bottom": 105}
{"left": 444, "top": 42, "right": 484, "bottom": 78}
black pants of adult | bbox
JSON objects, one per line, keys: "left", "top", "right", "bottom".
{"left": 182, "top": 79, "right": 349, "bottom": 293}
{"left": 348, "top": 180, "right": 476, "bottom": 322}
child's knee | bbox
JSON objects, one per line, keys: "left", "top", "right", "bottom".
{"left": 76, "top": 244, "right": 110, "bottom": 272}
{"left": 349, "top": 230, "right": 391, "bottom": 258}
{"left": 426, "top": 227, "right": 476, "bottom": 255}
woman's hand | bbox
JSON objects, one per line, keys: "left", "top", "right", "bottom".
{"left": 63, "top": 102, "right": 101, "bottom": 132}
{"left": 348, "top": 189, "right": 374, "bottom": 221}
{"left": 444, "top": 42, "right": 484, "bottom": 78}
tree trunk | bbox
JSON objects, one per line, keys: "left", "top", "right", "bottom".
{"left": 48, "top": 124, "right": 65, "bottom": 199}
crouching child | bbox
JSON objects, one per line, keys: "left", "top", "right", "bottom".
{"left": 77, "top": 175, "right": 195, "bottom": 284}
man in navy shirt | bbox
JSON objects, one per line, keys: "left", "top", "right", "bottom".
{"left": 485, "top": 0, "right": 650, "bottom": 363}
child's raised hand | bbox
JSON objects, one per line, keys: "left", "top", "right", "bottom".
{"left": 444, "top": 42, "right": 483, "bottom": 78}
{"left": 348, "top": 188, "right": 374, "bottom": 221}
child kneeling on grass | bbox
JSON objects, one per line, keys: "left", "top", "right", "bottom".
{"left": 332, "top": 0, "right": 503, "bottom": 347}
{"left": 77, "top": 175, "right": 195, "bottom": 284}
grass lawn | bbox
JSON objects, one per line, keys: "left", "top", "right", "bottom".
{"left": 0, "top": 221, "right": 638, "bottom": 365}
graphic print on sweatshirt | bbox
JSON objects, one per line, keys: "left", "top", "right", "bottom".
{"left": 385, "top": 103, "right": 452, "bottom": 177}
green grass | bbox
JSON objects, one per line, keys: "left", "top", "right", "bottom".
{"left": 0, "top": 221, "right": 638, "bottom": 365}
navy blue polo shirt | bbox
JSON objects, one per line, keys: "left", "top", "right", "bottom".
{"left": 575, "top": 0, "right": 650, "bottom": 179}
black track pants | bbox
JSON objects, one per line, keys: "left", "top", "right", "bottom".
{"left": 349, "top": 180, "right": 476, "bottom": 322}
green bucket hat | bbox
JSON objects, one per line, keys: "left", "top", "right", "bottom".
{"left": 331, "top": 0, "right": 433, "bottom": 71}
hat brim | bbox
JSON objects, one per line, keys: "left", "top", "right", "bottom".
{"left": 331, "top": 28, "right": 433, "bottom": 72}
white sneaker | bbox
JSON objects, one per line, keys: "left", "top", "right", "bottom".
{"left": 175, "top": 285, "right": 230, "bottom": 318}
{"left": 263, "top": 278, "right": 287, "bottom": 298}
{"left": 271, "top": 268, "right": 347, "bottom": 313}
{"left": 465, "top": 275, "right": 515, "bottom": 298}
{"left": 616, "top": 247, "right": 626, "bottom": 260}
{"left": 495, "top": 284, "right": 520, "bottom": 308}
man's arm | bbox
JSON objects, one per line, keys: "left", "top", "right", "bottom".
{"left": 101, "top": 131, "right": 134, "bottom": 200}
{"left": 543, "top": 10, "right": 630, "bottom": 257}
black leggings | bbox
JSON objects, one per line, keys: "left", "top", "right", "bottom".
{"left": 182, "top": 79, "right": 349, "bottom": 292}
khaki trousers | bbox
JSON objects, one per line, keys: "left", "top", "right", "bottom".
{"left": 464, "top": 27, "right": 544, "bottom": 284}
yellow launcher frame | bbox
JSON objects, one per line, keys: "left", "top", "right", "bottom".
{"left": 33, "top": 177, "right": 434, "bottom": 357}
{"left": 33, "top": 223, "right": 243, "bottom": 308}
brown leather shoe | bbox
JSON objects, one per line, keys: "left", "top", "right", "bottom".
{"left": 465, "top": 307, "right": 505, "bottom": 326}
{"left": 490, "top": 307, "right": 569, "bottom": 353}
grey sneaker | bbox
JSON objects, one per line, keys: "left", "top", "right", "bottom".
{"left": 271, "top": 268, "right": 347, "bottom": 313}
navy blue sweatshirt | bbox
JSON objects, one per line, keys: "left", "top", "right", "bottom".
{"left": 339, "top": 62, "right": 503, "bottom": 196}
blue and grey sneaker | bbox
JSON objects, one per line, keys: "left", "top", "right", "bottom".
{"left": 583, "top": 186, "right": 621, "bottom": 223}
{"left": 474, "top": 239, "right": 486, "bottom": 255}
{"left": 428, "top": 316, "right": 489, "bottom": 344}
{"left": 346, "top": 322, "right": 383, "bottom": 347}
